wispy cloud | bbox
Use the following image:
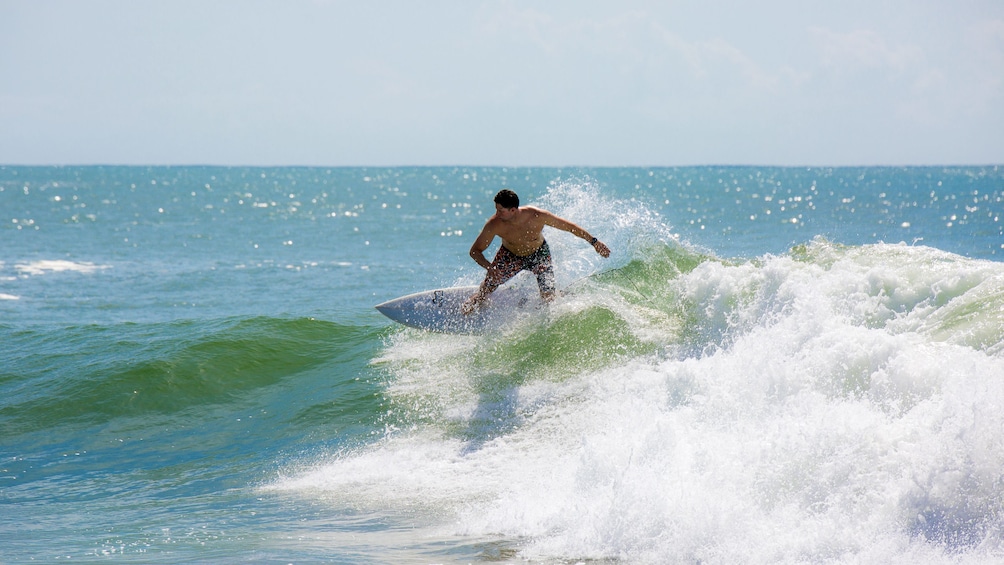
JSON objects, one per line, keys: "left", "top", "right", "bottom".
{"left": 809, "top": 27, "right": 923, "bottom": 74}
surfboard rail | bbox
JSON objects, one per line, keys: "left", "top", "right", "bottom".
{"left": 375, "top": 285, "right": 542, "bottom": 334}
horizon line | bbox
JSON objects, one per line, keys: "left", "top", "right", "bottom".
{"left": 2, "top": 162, "right": 1002, "bottom": 169}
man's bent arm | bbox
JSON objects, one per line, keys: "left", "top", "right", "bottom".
{"left": 469, "top": 226, "right": 495, "bottom": 269}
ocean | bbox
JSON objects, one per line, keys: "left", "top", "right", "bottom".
{"left": 1, "top": 165, "right": 1003, "bottom": 563}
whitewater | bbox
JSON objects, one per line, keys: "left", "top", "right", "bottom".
{"left": 275, "top": 232, "right": 1004, "bottom": 564}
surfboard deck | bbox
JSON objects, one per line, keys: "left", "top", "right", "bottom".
{"left": 375, "top": 285, "right": 544, "bottom": 334}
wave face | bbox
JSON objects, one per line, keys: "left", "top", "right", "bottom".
{"left": 3, "top": 317, "right": 382, "bottom": 433}
{"left": 270, "top": 184, "right": 1004, "bottom": 563}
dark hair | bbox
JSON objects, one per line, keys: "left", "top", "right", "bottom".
{"left": 494, "top": 189, "right": 519, "bottom": 209}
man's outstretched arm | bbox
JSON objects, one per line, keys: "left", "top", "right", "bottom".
{"left": 540, "top": 210, "right": 611, "bottom": 257}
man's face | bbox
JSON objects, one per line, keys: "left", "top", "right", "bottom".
{"left": 495, "top": 203, "right": 518, "bottom": 220}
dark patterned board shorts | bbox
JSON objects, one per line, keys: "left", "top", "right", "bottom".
{"left": 483, "top": 239, "right": 556, "bottom": 296}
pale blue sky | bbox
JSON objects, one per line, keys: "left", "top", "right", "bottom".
{"left": 2, "top": 0, "right": 1002, "bottom": 166}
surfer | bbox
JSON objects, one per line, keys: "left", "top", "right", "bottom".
{"left": 462, "top": 189, "right": 611, "bottom": 314}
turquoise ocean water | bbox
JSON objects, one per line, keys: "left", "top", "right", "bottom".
{"left": 2, "top": 165, "right": 1003, "bottom": 563}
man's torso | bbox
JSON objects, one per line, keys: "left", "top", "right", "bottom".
{"left": 492, "top": 207, "right": 548, "bottom": 256}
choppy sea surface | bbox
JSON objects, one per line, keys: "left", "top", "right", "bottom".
{"left": 2, "top": 165, "right": 1003, "bottom": 563}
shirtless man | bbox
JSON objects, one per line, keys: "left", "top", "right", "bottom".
{"left": 462, "top": 189, "right": 611, "bottom": 314}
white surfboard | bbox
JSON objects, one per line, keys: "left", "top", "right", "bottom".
{"left": 375, "top": 285, "right": 544, "bottom": 334}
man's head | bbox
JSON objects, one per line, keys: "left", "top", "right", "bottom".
{"left": 494, "top": 189, "right": 519, "bottom": 210}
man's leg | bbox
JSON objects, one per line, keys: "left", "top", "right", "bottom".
{"left": 535, "top": 267, "right": 556, "bottom": 302}
{"left": 462, "top": 246, "right": 522, "bottom": 314}
{"left": 530, "top": 241, "right": 556, "bottom": 301}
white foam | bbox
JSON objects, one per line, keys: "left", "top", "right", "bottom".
{"left": 15, "top": 259, "right": 109, "bottom": 276}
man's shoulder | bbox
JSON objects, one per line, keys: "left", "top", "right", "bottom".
{"left": 520, "top": 206, "right": 551, "bottom": 219}
{"left": 521, "top": 206, "right": 560, "bottom": 224}
{"left": 482, "top": 214, "right": 505, "bottom": 232}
